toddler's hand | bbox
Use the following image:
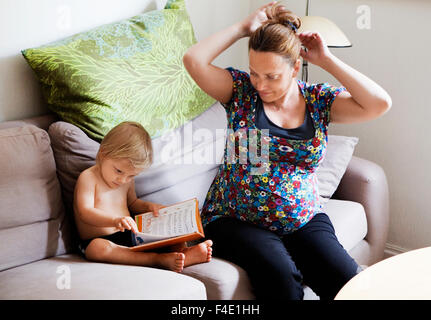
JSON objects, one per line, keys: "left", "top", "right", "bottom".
{"left": 147, "top": 202, "right": 166, "bottom": 217}
{"left": 114, "top": 216, "right": 138, "bottom": 233}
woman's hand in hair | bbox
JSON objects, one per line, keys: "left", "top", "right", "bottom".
{"left": 240, "top": 1, "right": 278, "bottom": 37}
{"left": 299, "top": 33, "right": 392, "bottom": 124}
{"left": 298, "top": 31, "right": 332, "bottom": 67}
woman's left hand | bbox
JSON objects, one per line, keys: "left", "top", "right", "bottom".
{"left": 298, "top": 32, "right": 333, "bottom": 67}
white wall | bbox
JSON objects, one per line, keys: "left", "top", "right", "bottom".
{"left": 315, "top": 0, "right": 431, "bottom": 254}
{"left": 186, "top": 0, "right": 250, "bottom": 71}
{"left": 252, "top": 0, "right": 431, "bottom": 253}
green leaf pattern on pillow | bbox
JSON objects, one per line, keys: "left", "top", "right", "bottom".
{"left": 22, "top": 0, "right": 214, "bottom": 141}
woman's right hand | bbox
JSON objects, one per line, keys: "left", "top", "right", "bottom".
{"left": 240, "top": 1, "right": 278, "bottom": 37}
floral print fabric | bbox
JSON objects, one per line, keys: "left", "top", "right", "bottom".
{"left": 201, "top": 67, "right": 346, "bottom": 235}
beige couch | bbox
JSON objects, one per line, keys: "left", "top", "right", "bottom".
{"left": 0, "top": 100, "right": 389, "bottom": 300}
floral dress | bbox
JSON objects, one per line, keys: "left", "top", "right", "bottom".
{"left": 201, "top": 67, "right": 346, "bottom": 236}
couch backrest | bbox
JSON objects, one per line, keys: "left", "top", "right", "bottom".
{"left": 0, "top": 117, "right": 73, "bottom": 271}
{"left": 47, "top": 102, "right": 228, "bottom": 211}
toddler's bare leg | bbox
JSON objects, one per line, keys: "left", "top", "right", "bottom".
{"left": 85, "top": 238, "right": 185, "bottom": 272}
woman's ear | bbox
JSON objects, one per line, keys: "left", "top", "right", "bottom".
{"left": 292, "top": 59, "right": 301, "bottom": 78}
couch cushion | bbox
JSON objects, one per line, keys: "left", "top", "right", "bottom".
{"left": 0, "top": 126, "right": 58, "bottom": 228}
{"left": 182, "top": 256, "right": 255, "bottom": 300}
{"left": 0, "top": 125, "right": 70, "bottom": 271}
{"left": 317, "top": 135, "right": 359, "bottom": 203}
{"left": 323, "top": 199, "right": 367, "bottom": 252}
{"left": 137, "top": 166, "right": 220, "bottom": 208}
{"left": 0, "top": 254, "right": 206, "bottom": 299}
{"left": 21, "top": 0, "right": 214, "bottom": 141}
{"left": 48, "top": 121, "right": 99, "bottom": 209}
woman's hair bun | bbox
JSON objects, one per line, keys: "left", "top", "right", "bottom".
{"left": 249, "top": 3, "right": 302, "bottom": 65}
{"left": 268, "top": 3, "right": 301, "bottom": 32}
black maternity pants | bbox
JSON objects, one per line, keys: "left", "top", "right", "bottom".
{"left": 204, "top": 213, "right": 361, "bottom": 300}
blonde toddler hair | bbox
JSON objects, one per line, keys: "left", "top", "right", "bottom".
{"left": 96, "top": 121, "right": 153, "bottom": 169}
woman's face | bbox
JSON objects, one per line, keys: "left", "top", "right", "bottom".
{"left": 249, "top": 49, "right": 300, "bottom": 104}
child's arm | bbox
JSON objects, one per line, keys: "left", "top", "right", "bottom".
{"left": 75, "top": 171, "right": 137, "bottom": 232}
{"left": 127, "top": 181, "right": 165, "bottom": 217}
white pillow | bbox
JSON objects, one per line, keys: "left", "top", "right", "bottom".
{"left": 317, "top": 135, "right": 359, "bottom": 203}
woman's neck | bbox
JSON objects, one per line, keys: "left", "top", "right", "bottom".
{"left": 268, "top": 79, "right": 301, "bottom": 111}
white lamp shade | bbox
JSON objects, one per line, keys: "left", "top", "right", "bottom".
{"left": 298, "top": 16, "right": 352, "bottom": 47}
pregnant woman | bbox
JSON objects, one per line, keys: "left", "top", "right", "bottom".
{"left": 183, "top": 2, "right": 391, "bottom": 300}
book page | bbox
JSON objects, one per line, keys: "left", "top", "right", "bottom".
{"left": 133, "top": 232, "right": 172, "bottom": 246}
{"left": 138, "top": 199, "right": 198, "bottom": 237}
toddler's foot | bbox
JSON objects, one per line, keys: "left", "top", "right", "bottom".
{"left": 181, "top": 240, "right": 213, "bottom": 267}
{"left": 158, "top": 252, "right": 185, "bottom": 273}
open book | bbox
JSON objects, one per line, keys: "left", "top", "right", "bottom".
{"left": 130, "top": 198, "right": 205, "bottom": 252}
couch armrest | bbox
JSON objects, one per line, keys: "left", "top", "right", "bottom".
{"left": 332, "top": 156, "right": 389, "bottom": 265}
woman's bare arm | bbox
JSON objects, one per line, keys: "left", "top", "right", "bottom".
{"left": 299, "top": 31, "right": 392, "bottom": 123}
{"left": 183, "top": 2, "right": 278, "bottom": 103}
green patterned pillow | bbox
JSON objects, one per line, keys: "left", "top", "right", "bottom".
{"left": 22, "top": 0, "right": 214, "bottom": 141}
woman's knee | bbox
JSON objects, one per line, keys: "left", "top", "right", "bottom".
{"left": 85, "top": 238, "right": 114, "bottom": 261}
